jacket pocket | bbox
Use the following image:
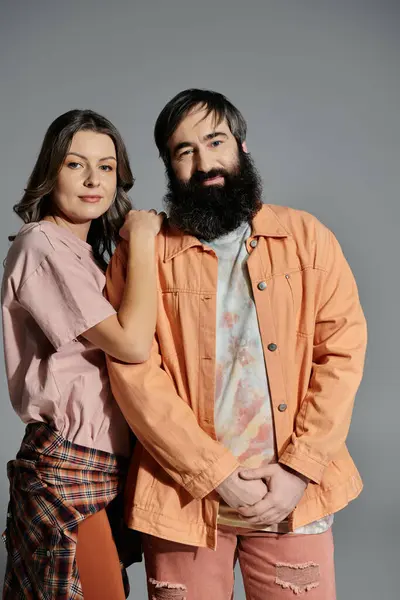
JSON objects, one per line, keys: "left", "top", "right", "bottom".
{"left": 161, "top": 290, "right": 179, "bottom": 318}
{"left": 284, "top": 269, "right": 314, "bottom": 336}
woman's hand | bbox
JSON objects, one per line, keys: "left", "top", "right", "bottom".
{"left": 119, "top": 209, "right": 165, "bottom": 241}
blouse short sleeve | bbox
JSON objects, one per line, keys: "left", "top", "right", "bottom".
{"left": 17, "top": 249, "right": 116, "bottom": 350}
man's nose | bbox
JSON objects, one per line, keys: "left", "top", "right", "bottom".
{"left": 195, "top": 148, "right": 213, "bottom": 173}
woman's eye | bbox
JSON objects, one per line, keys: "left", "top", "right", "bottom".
{"left": 67, "top": 161, "right": 81, "bottom": 169}
{"left": 99, "top": 165, "right": 113, "bottom": 171}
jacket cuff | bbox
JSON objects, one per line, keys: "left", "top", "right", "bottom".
{"left": 279, "top": 443, "right": 329, "bottom": 484}
{"left": 184, "top": 451, "right": 240, "bottom": 500}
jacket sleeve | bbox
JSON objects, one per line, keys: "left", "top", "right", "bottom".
{"left": 279, "top": 229, "right": 367, "bottom": 484}
{"left": 105, "top": 245, "right": 239, "bottom": 500}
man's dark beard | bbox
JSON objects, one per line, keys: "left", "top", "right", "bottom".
{"left": 164, "top": 150, "right": 263, "bottom": 241}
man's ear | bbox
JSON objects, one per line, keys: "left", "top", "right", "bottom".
{"left": 242, "top": 141, "right": 248, "bottom": 153}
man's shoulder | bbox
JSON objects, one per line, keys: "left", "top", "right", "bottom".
{"left": 263, "top": 204, "right": 329, "bottom": 239}
{"left": 261, "top": 204, "right": 333, "bottom": 268}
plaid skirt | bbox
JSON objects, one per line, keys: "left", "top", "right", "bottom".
{"left": 2, "top": 423, "right": 141, "bottom": 599}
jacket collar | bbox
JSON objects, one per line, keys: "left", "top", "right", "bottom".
{"left": 164, "top": 204, "right": 289, "bottom": 262}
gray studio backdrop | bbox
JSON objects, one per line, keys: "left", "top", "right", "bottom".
{"left": 0, "top": 1, "right": 398, "bottom": 598}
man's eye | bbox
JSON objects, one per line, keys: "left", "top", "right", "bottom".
{"left": 180, "top": 149, "right": 193, "bottom": 158}
{"left": 211, "top": 140, "right": 222, "bottom": 147}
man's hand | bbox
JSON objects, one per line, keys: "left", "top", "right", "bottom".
{"left": 237, "top": 464, "right": 309, "bottom": 525}
{"left": 216, "top": 467, "right": 268, "bottom": 509}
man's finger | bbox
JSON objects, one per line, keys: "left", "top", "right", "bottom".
{"left": 239, "top": 465, "right": 275, "bottom": 481}
{"left": 242, "top": 505, "right": 289, "bottom": 525}
{"left": 237, "top": 496, "right": 274, "bottom": 518}
{"left": 243, "top": 510, "right": 284, "bottom": 525}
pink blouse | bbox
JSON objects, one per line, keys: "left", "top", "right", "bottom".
{"left": 1, "top": 221, "right": 131, "bottom": 456}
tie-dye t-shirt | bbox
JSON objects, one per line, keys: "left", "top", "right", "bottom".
{"left": 206, "top": 222, "right": 333, "bottom": 534}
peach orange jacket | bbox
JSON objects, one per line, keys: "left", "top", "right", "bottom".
{"left": 105, "top": 204, "right": 367, "bottom": 549}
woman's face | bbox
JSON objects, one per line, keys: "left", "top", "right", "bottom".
{"left": 52, "top": 130, "right": 117, "bottom": 224}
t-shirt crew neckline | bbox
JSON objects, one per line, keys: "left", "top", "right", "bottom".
{"left": 201, "top": 220, "right": 250, "bottom": 247}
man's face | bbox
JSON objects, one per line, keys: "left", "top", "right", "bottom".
{"left": 168, "top": 107, "right": 242, "bottom": 184}
{"left": 163, "top": 106, "right": 262, "bottom": 242}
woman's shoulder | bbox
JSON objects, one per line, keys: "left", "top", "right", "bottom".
{"left": 3, "top": 222, "right": 72, "bottom": 288}
{"left": 8, "top": 220, "right": 92, "bottom": 260}
{"left": 6, "top": 222, "right": 56, "bottom": 263}
{"left": 7, "top": 221, "right": 55, "bottom": 258}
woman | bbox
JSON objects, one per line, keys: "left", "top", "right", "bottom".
{"left": 1, "top": 109, "right": 163, "bottom": 599}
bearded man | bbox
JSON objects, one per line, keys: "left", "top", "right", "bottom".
{"left": 106, "top": 89, "right": 367, "bottom": 600}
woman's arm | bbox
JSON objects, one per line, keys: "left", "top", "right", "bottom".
{"left": 82, "top": 210, "right": 163, "bottom": 363}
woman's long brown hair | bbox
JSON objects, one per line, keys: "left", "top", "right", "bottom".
{"left": 11, "top": 109, "right": 134, "bottom": 270}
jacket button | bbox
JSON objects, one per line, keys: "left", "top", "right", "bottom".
{"left": 278, "top": 403, "right": 287, "bottom": 412}
{"left": 257, "top": 281, "right": 267, "bottom": 291}
{"left": 267, "top": 343, "right": 277, "bottom": 352}
{"left": 250, "top": 239, "right": 258, "bottom": 248}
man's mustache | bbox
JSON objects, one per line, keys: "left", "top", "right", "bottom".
{"left": 189, "top": 168, "right": 229, "bottom": 185}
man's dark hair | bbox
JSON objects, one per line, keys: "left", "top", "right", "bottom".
{"left": 154, "top": 89, "right": 247, "bottom": 165}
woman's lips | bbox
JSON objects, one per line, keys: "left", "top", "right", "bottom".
{"left": 79, "top": 195, "right": 102, "bottom": 203}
